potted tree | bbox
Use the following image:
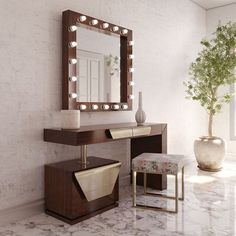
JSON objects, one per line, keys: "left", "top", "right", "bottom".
{"left": 184, "top": 22, "right": 236, "bottom": 171}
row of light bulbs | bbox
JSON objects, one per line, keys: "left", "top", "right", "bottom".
{"left": 69, "top": 76, "right": 135, "bottom": 86}
{"left": 69, "top": 41, "right": 133, "bottom": 48}
{"left": 77, "top": 103, "right": 129, "bottom": 111}
{"left": 70, "top": 93, "right": 135, "bottom": 100}
{"left": 69, "top": 15, "right": 129, "bottom": 35}
{"left": 69, "top": 57, "right": 135, "bottom": 73}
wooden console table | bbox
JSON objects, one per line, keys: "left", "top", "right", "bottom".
{"left": 44, "top": 123, "right": 167, "bottom": 224}
{"left": 44, "top": 122, "right": 167, "bottom": 189}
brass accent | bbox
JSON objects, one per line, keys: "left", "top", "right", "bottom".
{"left": 74, "top": 163, "right": 121, "bottom": 201}
{"left": 109, "top": 128, "right": 133, "bottom": 139}
{"left": 132, "top": 126, "right": 151, "bottom": 137}
{"left": 109, "top": 126, "right": 151, "bottom": 140}
{"left": 175, "top": 174, "right": 178, "bottom": 213}
{"left": 133, "top": 170, "right": 137, "bottom": 207}
{"left": 133, "top": 167, "right": 185, "bottom": 213}
{"left": 80, "top": 145, "right": 87, "bottom": 165}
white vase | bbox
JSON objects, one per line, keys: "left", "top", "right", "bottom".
{"left": 194, "top": 136, "right": 226, "bottom": 171}
{"left": 61, "top": 110, "right": 80, "bottom": 129}
{"left": 135, "top": 91, "right": 146, "bottom": 125}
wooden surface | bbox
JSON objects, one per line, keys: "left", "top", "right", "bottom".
{"left": 44, "top": 122, "right": 166, "bottom": 146}
{"left": 45, "top": 156, "right": 119, "bottom": 224}
{"left": 44, "top": 123, "right": 167, "bottom": 190}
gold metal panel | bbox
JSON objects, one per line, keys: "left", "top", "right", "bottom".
{"left": 74, "top": 163, "right": 121, "bottom": 201}
{"left": 109, "top": 128, "right": 133, "bottom": 139}
{"left": 132, "top": 126, "right": 151, "bottom": 137}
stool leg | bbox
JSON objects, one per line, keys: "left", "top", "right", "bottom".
{"left": 144, "top": 172, "right": 147, "bottom": 194}
{"left": 175, "top": 174, "right": 178, "bottom": 213}
{"left": 182, "top": 167, "right": 184, "bottom": 200}
{"left": 133, "top": 171, "right": 137, "bottom": 207}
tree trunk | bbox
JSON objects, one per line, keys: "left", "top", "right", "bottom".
{"left": 208, "top": 112, "right": 213, "bottom": 137}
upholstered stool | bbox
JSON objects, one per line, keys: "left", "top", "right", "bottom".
{"left": 132, "top": 153, "right": 189, "bottom": 213}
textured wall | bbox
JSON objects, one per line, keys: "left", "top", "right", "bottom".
{"left": 207, "top": 4, "right": 236, "bottom": 154}
{"left": 0, "top": 0, "right": 206, "bottom": 211}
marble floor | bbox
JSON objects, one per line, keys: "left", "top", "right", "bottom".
{"left": 0, "top": 160, "right": 236, "bottom": 236}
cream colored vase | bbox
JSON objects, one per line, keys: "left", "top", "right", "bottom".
{"left": 194, "top": 136, "right": 226, "bottom": 171}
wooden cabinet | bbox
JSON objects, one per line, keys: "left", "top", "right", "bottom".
{"left": 44, "top": 123, "right": 167, "bottom": 224}
{"left": 45, "top": 157, "right": 120, "bottom": 224}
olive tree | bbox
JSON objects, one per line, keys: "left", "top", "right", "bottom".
{"left": 184, "top": 22, "right": 236, "bottom": 137}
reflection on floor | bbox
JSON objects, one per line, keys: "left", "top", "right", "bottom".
{"left": 0, "top": 160, "right": 235, "bottom": 236}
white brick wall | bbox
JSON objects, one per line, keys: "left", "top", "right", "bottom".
{"left": 0, "top": 0, "right": 206, "bottom": 211}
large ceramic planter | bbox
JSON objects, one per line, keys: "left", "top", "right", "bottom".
{"left": 194, "top": 136, "right": 226, "bottom": 172}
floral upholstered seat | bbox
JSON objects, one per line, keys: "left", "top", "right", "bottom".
{"left": 132, "top": 153, "right": 190, "bottom": 175}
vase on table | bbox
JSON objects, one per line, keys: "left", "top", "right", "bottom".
{"left": 135, "top": 91, "right": 146, "bottom": 125}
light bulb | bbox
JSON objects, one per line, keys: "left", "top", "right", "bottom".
{"left": 129, "top": 94, "right": 135, "bottom": 100}
{"left": 129, "top": 68, "right": 135, "bottom": 73}
{"left": 69, "top": 76, "right": 77, "bottom": 82}
{"left": 91, "top": 104, "right": 98, "bottom": 110}
{"left": 113, "top": 26, "right": 119, "bottom": 32}
{"left": 69, "top": 25, "right": 77, "bottom": 32}
{"left": 79, "top": 104, "right": 87, "bottom": 110}
{"left": 91, "top": 19, "right": 98, "bottom": 25}
{"left": 129, "top": 54, "right": 134, "bottom": 59}
{"left": 102, "top": 104, "right": 109, "bottom": 110}
{"left": 69, "top": 41, "right": 77, "bottom": 48}
{"left": 102, "top": 23, "right": 109, "bottom": 29}
{"left": 79, "top": 15, "right": 87, "bottom": 22}
{"left": 129, "top": 81, "right": 135, "bottom": 86}
{"left": 70, "top": 93, "right": 77, "bottom": 99}
{"left": 112, "top": 104, "right": 119, "bottom": 110}
{"left": 129, "top": 41, "right": 135, "bottom": 46}
{"left": 121, "top": 104, "right": 128, "bottom": 110}
{"left": 122, "top": 29, "right": 128, "bottom": 35}
{"left": 69, "top": 58, "right": 77, "bottom": 64}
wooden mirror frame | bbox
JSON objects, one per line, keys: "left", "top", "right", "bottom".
{"left": 62, "top": 10, "right": 133, "bottom": 112}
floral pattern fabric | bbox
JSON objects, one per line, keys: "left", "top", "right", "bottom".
{"left": 132, "top": 153, "right": 191, "bottom": 175}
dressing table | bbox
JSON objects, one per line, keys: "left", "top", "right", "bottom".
{"left": 44, "top": 10, "right": 167, "bottom": 224}
{"left": 44, "top": 123, "right": 167, "bottom": 224}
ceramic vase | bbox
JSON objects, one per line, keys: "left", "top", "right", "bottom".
{"left": 135, "top": 91, "right": 146, "bottom": 125}
{"left": 194, "top": 136, "right": 226, "bottom": 172}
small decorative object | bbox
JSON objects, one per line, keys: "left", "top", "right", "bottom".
{"left": 105, "top": 54, "right": 120, "bottom": 76}
{"left": 61, "top": 110, "right": 80, "bottom": 129}
{"left": 135, "top": 91, "right": 146, "bottom": 125}
{"left": 184, "top": 22, "right": 236, "bottom": 171}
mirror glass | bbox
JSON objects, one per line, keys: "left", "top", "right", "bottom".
{"left": 76, "top": 25, "right": 120, "bottom": 103}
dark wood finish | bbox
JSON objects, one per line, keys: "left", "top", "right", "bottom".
{"left": 46, "top": 203, "right": 118, "bottom": 225}
{"left": 44, "top": 123, "right": 167, "bottom": 190}
{"left": 45, "top": 156, "right": 119, "bottom": 224}
{"left": 44, "top": 123, "right": 166, "bottom": 146}
{"left": 62, "top": 10, "right": 133, "bottom": 112}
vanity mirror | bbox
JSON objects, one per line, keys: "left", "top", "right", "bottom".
{"left": 62, "top": 10, "right": 134, "bottom": 111}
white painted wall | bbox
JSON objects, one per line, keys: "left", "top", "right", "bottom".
{"left": 207, "top": 3, "right": 236, "bottom": 154}
{"left": 0, "top": 0, "right": 206, "bottom": 212}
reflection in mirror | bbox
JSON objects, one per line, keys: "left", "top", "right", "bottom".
{"left": 76, "top": 25, "right": 120, "bottom": 103}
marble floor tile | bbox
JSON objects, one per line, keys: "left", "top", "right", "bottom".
{"left": 0, "top": 160, "right": 236, "bottom": 236}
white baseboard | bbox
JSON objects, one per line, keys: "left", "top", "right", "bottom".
{"left": 0, "top": 199, "right": 44, "bottom": 226}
